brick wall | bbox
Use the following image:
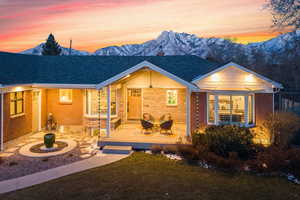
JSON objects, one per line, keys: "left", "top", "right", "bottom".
{"left": 255, "top": 93, "right": 273, "bottom": 125}
{"left": 190, "top": 92, "right": 207, "bottom": 132}
{"left": 3, "top": 91, "right": 33, "bottom": 142}
{"left": 142, "top": 88, "right": 186, "bottom": 123}
{"left": 46, "top": 89, "right": 83, "bottom": 126}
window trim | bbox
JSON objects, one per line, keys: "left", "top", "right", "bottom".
{"left": 10, "top": 91, "right": 25, "bottom": 117}
{"left": 84, "top": 89, "right": 118, "bottom": 118}
{"left": 166, "top": 90, "right": 178, "bottom": 106}
{"left": 207, "top": 93, "right": 255, "bottom": 127}
{"left": 59, "top": 89, "right": 73, "bottom": 104}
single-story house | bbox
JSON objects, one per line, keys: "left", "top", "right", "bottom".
{"left": 0, "top": 52, "right": 283, "bottom": 150}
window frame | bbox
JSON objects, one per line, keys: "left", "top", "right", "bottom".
{"left": 166, "top": 90, "right": 178, "bottom": 106}
{"left": 207, "top": 93, "right": 255, "bottom": 127}
{"left": 84, "top": 89, "right": 118, "bottom": 118}
{"left": 59, "top": 89, "right": 73, "bottom": 104}
{"left": 10, "top": 91, "right": 25, "bottom": 117}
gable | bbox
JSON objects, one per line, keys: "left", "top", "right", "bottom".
{"left": 193, "top": 64, "right": 282, "bottom": 92}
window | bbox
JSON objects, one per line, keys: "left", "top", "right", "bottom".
{"left": 59, "top": 89, "right": 72, "bottom": 103}
{"left": 10, "top": 91, "right": 24, "bottom": 116}
{"left": 166, "top": 90, "right": 178, "bottom": 106}
{"left": 208, "top": 94, "right": 254, "bottom": 126}
{"left": 208, "top": 95, "right": 215, "bottom": 123}
{"left": 85, "top": 88, "right": 117, "bottom": 116}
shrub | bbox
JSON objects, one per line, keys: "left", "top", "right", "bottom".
{"left": 204, "top": 152, "right": 242, "bottom": 171}
{"left": 193, "top": 125, "right": 254, "bottom": 159}
{"left": 291, "top": 129, "right": 300, "bottom": 146}
{"left": 176, "top": 145, "right": 199, "bottom": 162}
{"left": 262, "top": 112, "right": 300, "bottom": 148}
{"left": 163, "top": 145, "right": 178, "bottom": 154}
{"left": 151, "top": 145, "right": 162, "bottom": 154}
{"left": 0, "top": 157, "right": 3, "bottom": 165}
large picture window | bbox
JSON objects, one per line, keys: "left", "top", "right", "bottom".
{"left": 85, "top": 88, "right": 117, "bottom": 117}
{"left": 10, "top": 91, "right": 24, "bottom": 116}
{"left": 208, "top": 94, "right": 254, "bottom": 126}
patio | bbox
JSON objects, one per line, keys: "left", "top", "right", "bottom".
{"left": 99, "top": 122, "right": 188, "bottom": 148}
{"left": 0, "top": 129, "right": 97, "bottom": 181}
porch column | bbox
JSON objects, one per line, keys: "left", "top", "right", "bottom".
{"left": 106, "top": 85, "right": 111, "bottom": 137}
{"left": 186, "top": 88, "right": 191, "bottom": 137}
{"left": 0, "top": 92, "right": 4, "bottom": 151}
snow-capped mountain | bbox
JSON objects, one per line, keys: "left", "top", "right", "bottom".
{"left": 21, "top": 43, "right": 90, "bottom": 56}
{"left": 21, "top": 30, "right": 300, "bottom": 67}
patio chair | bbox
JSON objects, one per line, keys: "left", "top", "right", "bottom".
{"left": 160, "top": 120, "right": 173, "bottom": 135}
{"left": 140, "top": 119, "right": 154, "bottom": 134}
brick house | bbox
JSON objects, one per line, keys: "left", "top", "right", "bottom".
{"left": 0, "top": 52, "right": 282, "bottom": 150}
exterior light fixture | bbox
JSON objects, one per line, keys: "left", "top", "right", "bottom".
{"left": 245, "top": 74, "right": 254, "bottom": 82}
{"left": 211, "top": 74, "right": 220, "bottom": 82}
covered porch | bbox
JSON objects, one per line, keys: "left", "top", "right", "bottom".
{"left": 85, "top": 65, "right": 193, "bottom": 147}
{"left": 98, "top": 122, "right": 187, "bottom": 149}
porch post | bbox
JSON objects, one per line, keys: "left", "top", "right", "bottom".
{"left": 0, "top": 92, "right": 4, "bottom": 151}
{"left": 106, "top": 85, "right": 111, "bottom": 137}
{"left": 186, "top": 88, "right": 191, "bottom": 138}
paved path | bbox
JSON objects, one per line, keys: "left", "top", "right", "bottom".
{"left": 0, "top": 153, "right": 128, "bottom": 194}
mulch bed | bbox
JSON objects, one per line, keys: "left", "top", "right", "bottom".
{"left": 30, "top": 141, "right": 68, "bottom": 153}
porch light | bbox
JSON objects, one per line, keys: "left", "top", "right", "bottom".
{"left": 14, "top": 87, "right": 22, "bottom": 92}
{"left": 211, "top": 74, "right": 220, "bottom": 82}
{"left": 245, "top": 74, "right": 254, "bottom": 82}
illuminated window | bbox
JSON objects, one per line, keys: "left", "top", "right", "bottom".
{"left": 166, "top": 90, "right": 178, "bottom": 106}
{"left": 10, "top": 91, "right": 24, "bottom": 116}
{"left": 85, "top": 88, "right": 117, "bottom": 116}
{"left": 208, "top": 94, "right": 254, "bottom": 126}
{"left": 208, "top": 95, "right": 215, "bottom": 123}
{"left": 59, "top": 89, "right": 72, "bottom": 103}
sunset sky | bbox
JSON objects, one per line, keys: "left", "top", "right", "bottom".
{"left": 0, "top": 0, "right": 288, "bottom": 53}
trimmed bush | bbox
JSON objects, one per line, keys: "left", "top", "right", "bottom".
{"left": 163, "top": 145, "right": 178, "bottom": 154}
{"left": 151, "top": 145, "right": 162, "bottom": 154}
{"left": 193, "top": 125, "right": 254, "bottom": 159}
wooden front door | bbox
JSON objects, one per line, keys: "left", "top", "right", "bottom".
{"left": 32, "top": 90, "right": 40, "bottom": 132}
{"left": 127, "top": 89, "right": 142, "bottom": 120}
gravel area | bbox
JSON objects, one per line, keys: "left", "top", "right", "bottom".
{"left": 0, "top": 131, "right": 98, "bottom": 181}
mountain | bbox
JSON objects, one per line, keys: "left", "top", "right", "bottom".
{"left": 21, "top": 30, "right": 300, "bottom": 67}
{"left": 94, "top": 30, "right": 300, "bottom": 67}
{"left": 21, "top": 43, "right": 90, "bottom": 56}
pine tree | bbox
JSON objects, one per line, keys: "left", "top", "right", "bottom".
{"left": 42, "top": 33, "right": 62, "bottom": 56}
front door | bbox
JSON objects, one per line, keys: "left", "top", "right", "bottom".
{"left": 127, "top": 88, "right": 142, "bottom": 120}
{"left": 32, "top": 90, "right": 40, "bottom": 132}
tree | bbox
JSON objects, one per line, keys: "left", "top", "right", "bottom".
{"left": 42, "top": 33, "right": 62, "bottom": 56}
{"left": 266, "top": 0, "right": 300, "bottom": 30}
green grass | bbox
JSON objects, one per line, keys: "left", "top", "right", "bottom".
{"left": 1, "top": 152, "right": 299, "bottom": 200}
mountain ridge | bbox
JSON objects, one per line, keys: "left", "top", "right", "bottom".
{"left": 21, "top": 30, "right": 300, "bottom": 67}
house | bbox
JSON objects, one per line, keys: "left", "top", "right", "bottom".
{"left": 0, "top": 52, "right": 283, "bottom": 150}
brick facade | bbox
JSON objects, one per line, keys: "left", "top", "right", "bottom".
{"left": 142, "top": 88, "right": 186, "bottom": 123}
{"left": 3, "top": 91, "right": 33, "bottom": 142}
{"left": 190, "top": 92, "right": 207, "bottom": 132}
{"left": 46, "top": 89, "right": 83, "bottom": 126}
{"left": 255, "top": 93, "right": 273, "bottom": 125}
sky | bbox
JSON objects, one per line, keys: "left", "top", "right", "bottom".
{"left": 0, "top": 0, "right": 289, "bottom": 53}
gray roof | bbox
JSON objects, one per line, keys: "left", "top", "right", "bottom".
{"left": 0, "top": 51, "right": 221, "bottom": 86}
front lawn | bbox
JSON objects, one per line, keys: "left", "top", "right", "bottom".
{"left": 1, "top": 152, "right": 299, "bottom": 200}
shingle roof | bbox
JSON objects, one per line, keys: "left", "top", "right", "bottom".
{"left": 0, "top": 51, "right": 221, "bottom": 86}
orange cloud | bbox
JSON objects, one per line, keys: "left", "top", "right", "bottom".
{"left": 0, "top": 0, "right": 289, "bottom": 53}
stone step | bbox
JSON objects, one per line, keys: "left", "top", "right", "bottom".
{"left": 102, "top": 145, "right": 132, "bottom": 154}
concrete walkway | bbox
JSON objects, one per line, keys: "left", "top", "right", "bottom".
{"left": 0, "top": 153, "right": 128, "bottom": 194}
